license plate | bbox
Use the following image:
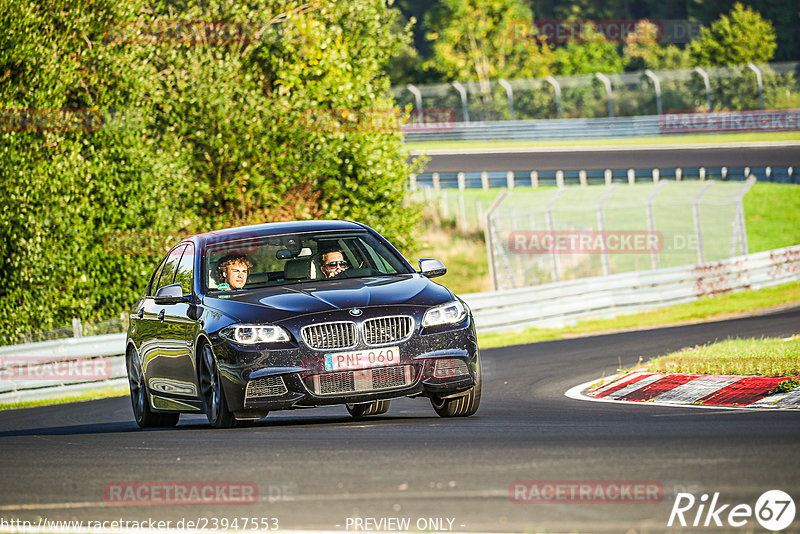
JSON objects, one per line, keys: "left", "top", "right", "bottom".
{"left": 324, "top": 346, "right": 401, "bottom": 372}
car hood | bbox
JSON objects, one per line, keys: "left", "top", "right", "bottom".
{"left": 203, "top": 274, "right": 453, "bottom": 323}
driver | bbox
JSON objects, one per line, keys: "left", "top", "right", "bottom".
{"left": 216, "top": 254, "right": 252, "bottom": 290}
{"left": 320, "top": 250, "right": 349, "bottom": 278}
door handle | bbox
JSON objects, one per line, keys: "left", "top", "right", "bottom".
{"left": 158, "top": 310, "right": 165, "bottom": 322}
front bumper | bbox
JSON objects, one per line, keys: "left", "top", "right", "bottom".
{"left": 211, "top": 307, "right": 479, "bottom": 418}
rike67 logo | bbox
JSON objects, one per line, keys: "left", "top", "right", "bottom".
{"left": 669, "top": 490, "right": 796, "bottom": 530}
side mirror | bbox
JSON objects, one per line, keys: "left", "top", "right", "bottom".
{"left": 419, "top": 258, "right": 447, "bottom": 278}
{"left": 154, "top": 283, "right": 190, "bottom": 304}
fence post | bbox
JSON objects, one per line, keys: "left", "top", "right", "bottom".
{"left": 627, "top": 168, "right": 635, "bottom": 185}
{"left": 652, "top": 168, "right": 660, "bottom": 183}
{"left": 692, "top": 181, "right": 714, "bottom": 264}
{"left": 747, "top": 63, "right": 765, "bottom": 111}
{"left": 507, "top": 171, "right": 515, "bottom": 189}
{"left": 694, "top": 67, "right": 712, "bottom": 112}
{"left": 604, "top": 169, "right": 612, "bottom": 186}
{"left": 409, "top": 173, "right": 417, "bottom": 191}
{"left": 644, "top": 69, "right": 662, "bottom": 115}
{"left": 485, "top": 190, "right": 509, "bottom": 291}
{"left": 498, "top": 78, "right": 515, "bottom": 120}
{"left": 676, "top": 168, "right": 682, "bottom": 182}
{"left": 452, "top": 81, "right": 469, "bottom": 123}
{"left": 458, "top": 193, "right": 467, "bottom": 231}
{"left": 72, "top": 318, "right": 83, "bottom": 338}
{"left": 432, "top": 172, "right": 441, "bottom": 191}
{"left": 530, "top": 171, "right": 539, "bottom": 188}
{"left": 595, "top": 73, "right": 614, "bottom": 118}
{"left": 556, "top": 170, "right": 565, "bottom": 188}
{"left": 699, "top": 167, "right": 706, "bottom": 181}
{"left": 579, "top": 170, "right": 587, "bottom": 187}
{"left": 545, "top": 76, "right": 563, "bottom": 118}
{"left": 441, "top": 189, "right": 449, "bottom": 219}
{"left": 406, "top": 84, "right": 424, "bottom": 124}
{"left": 596, "top": 185, "right": 617, "bottom": 276}
{"left": 457, "top": 172, "right": 466, "bottom": 191}
{"left": 481, "top": 171, "right": 489, "bottom": 190}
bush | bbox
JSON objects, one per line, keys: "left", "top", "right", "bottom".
{"left": 0, "top": 0, "right": 420, "bottom": 343}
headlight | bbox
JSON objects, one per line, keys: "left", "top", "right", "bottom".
{"left": 220, "top": 324, "right": 290, "bottom": 344}
{"left": 422, "top": 300, "right": 467, "bottom": 327}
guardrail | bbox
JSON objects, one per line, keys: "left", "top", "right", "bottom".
{"left": 412, "top": 166, "right": 798, "bottom": 190}
{"left": 0, "top": 334, "right": 127, "bottom": 404}
{"left": 460, "top": 245, "right": 800, "bottom": 331}
{"left": 2, "top": 245, "right": 799, "bottom": 403}
{"left": 401, "top": 111, "right": 800, "bottom": 143}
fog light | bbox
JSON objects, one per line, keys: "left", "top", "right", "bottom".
{"left": 433, "top": 358, "right": 469, "bottom": 379}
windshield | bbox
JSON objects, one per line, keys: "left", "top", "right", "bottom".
{"left": 204, "top": 230, "right": 412, "bottom": 293}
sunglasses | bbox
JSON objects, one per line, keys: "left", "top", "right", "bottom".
{"left": 324, "top": 260, "right": 348, "bottom": 268}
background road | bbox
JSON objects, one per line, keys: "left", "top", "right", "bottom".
{"left": 1, "top": 309, "right": 799, "bottom": 533}
{"left": 416, "top": 144, "right": 800, "bottom": 173}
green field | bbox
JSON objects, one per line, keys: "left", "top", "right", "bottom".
{"left": 644, "top": 337, "right": 800, "bottom": 377}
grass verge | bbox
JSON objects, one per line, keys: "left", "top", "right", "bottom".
{"left": 405, "top": 131, "right": 800, "bottom": 152}
{"left": 477, "top": 281, "right": 800, "bottom": 349}
{"left": 0, "top": 385, "right": 128, "bottom": 411}
{"left": 644, "top": 337, "right": 800, "bottom": 376}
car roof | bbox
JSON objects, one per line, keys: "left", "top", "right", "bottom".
{"left": 188, "top": 220, "right": 368, "bottom": 248}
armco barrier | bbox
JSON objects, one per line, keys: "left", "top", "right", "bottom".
{"left": 1, "top": 246, "right": 798, "bottom": 403}
{"left": 460, "top": 245, "right": 800, "bottom": 331}
{"left": 402, "top": 111, "right": 800, "bottom": 143}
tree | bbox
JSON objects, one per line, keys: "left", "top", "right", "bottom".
{"left": 551, "top": 23, "right": 625, "bottom": 76}
{"left": 423, "top": 0, "right": 554, "bottom": 84}
{"left": 623, "top": 20, "right": 690, "bottom": 71}
{"left": 688, "top": 3, "right": 777, "bottom": 66}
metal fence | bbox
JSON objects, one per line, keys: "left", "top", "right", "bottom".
{"left": 395, "top": 61, "right": 800, "bottom": 124}
{"left": 484, "top": 180, "right": 753, "bottom": 290}
{"left": 413, "top": 166, "right": 797, "bottom": 234}
{"left": 461, "top": 244, "right": 800, "bottom": 331}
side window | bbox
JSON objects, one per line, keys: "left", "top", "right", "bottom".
{"left": 147, "top": 257, "right": 168, "bottom": 296}
{"left": 174, "top": 243, "right": 195, "bottom": 295}
{"left": 154, "top": 245, "right": 186, "bottom": 294}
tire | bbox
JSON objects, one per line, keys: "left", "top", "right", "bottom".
{"left": 199, "top": 343, "right": 237, "bottom": 428}
{"left": 126, "top": 346, "right": 179, "bottom": 428}
{"left": 346, "top": 399, "right": 391, "bottom": 417}
{"left": 431, "top": 354, "right": 482, "bottom": 418}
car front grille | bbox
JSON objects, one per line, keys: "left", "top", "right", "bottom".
{"left": 245, "top": 376, "right": 288, "bottom": 400}
{"left": 362, "top": 316, "right": 414, "bottom": 345}
{"left": 302, "top": 321, "right": 357, "bottom": 349}
{"left": 306, "top": 365, "right": 415, "bottom": 396}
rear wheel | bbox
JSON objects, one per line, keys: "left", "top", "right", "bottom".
{"left": 431, "top": 354, "right": 482, "bottom": 417}
{"left": 346, "top": 399, "right": 391, "bottom": 417}
{"left": 126, "top": 346, "right": 179, "bottom": 428}
{"left": 199, "top": 343, "right": 237, "bottom": 428}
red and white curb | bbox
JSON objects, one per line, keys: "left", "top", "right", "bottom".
{"left": 566, "top": 371, "right": 800, "bottom": 409}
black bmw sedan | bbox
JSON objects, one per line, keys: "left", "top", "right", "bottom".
{"left": 125, "top": 220, "right": 481, "bottom": 428}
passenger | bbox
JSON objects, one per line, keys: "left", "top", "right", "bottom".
{"left": 216, "top": 254, "right": 252, "bottom": 290}
{"left": 320, "top": 250, "right": 349, "bottom": 278}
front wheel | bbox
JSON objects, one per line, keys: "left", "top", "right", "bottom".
{"left": 126, "top": 346, "right": 179, "bottom": 428}
{"left": 431, "top": 354, "right": 482, "bottom": 417}
{"left": 199, "top": 343, "right": 237, "bottom": 428}
{"left": 346, "top": 399, "right": 390, "bottom": 417}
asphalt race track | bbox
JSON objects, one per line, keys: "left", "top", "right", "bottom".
{"left": 417, "top": 144, "right": 800, "bottom": 173}
{"left": 1, "top": 308, "right": 799, "bottom": 532}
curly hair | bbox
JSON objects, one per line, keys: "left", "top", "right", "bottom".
{"left": 216, "top": 254, "right": 253, "bottom": 282}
